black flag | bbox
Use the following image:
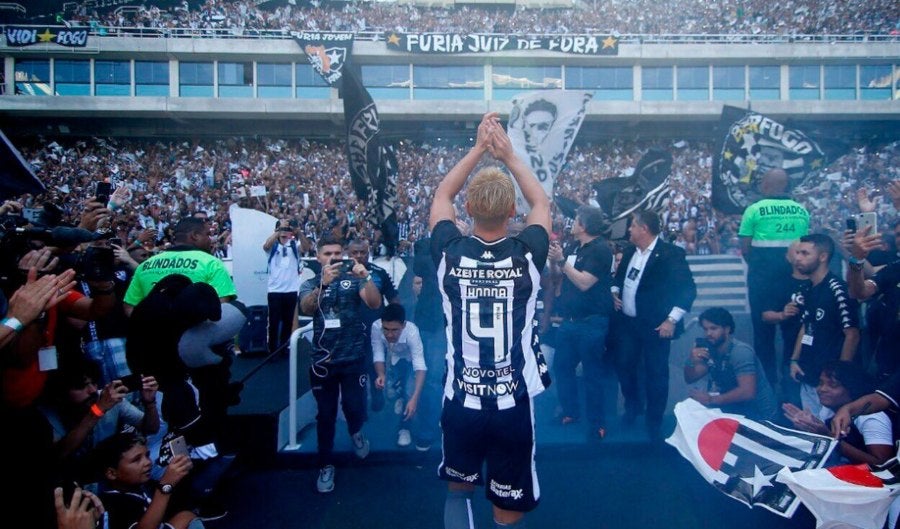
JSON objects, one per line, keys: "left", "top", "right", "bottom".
{"left": 0, "top": 129, "right": 45, "bottom": 199}
{"left": 341, "top": 66, "right": 399, "bottom": 255}
{"left": 294, "top": 31, "right": 353, "bottom": 87}
{"left": 294, "top": 33, "right": 399, "bottom": 254}
{"left": 592, "top": 148, "right": 672, "bottom": 239}
{"left": 553, "top": 195, "right": 581, "bottom": 220}
{"left": 712, "top": 106, "right": 829, "bottom": 214}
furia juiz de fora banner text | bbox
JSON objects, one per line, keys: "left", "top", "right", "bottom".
{"left": 385, "top": 32, "right": 619, "bottom": 55}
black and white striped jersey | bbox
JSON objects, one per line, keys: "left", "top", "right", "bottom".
{"left": 431, "top": 220, "right": 550, "bottom": 410}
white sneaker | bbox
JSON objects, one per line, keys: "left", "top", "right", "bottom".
{"left": 316, "top": 465, "right": 335, "bottom": 493}
{"left": 397, "top": 429, "right": 412, "bottom": 447}
{"left": 394, "top": 398, "right": 404, "bottom": 415}
{"left": 351, "top": 432, "right": 370, "bottom": 459}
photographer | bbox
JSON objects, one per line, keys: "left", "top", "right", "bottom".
{"left": 262, "top": 219, "right": 303, "bottom": 354}
{"left": 295, "top": 233, "right": 381, "bottom": 494}
{"left": 684, "top": 307, "right": 777, "bottom": 422}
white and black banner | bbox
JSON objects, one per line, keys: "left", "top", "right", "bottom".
{"left": 294, "top": 31, "right": 353, "bottom": 86}
{"left": 668, "top": 399, "right": 837, "bottom": 518}
{"left": 711, "top": 105, "right": 829, "bottom": 214}
{"left": 385, "top": 32, "right": 619, "bottom": 55}
{"left": 507, "top": 90, "right": 592, "bottom": 212}
{"left": 5, "top": 26, "right": 89, "bottom": 48}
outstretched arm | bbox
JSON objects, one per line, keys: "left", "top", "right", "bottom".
{"left": 487, "top": 124, "right": 551, "bottom": 233}
{"left": 429, "top": 112, "right": 497, "bottom": 230}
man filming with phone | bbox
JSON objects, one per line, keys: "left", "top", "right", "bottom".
{"left": 684, "top": 307, "right": 777, "bottom": 421}
{"left": 263, "top": 219, "right": 304, "bottom": 354}
{"left": 295, "top": 233, "right": 381, "bottom": 494}
{"left": 846, "top": 220, "right": 900, "bottom": 380}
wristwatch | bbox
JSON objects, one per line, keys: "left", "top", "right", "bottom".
{"left": 157, "top": 482, "right": 174, "bottom": 495}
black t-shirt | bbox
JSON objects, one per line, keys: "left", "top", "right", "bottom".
{"left": 871, "top": 261, "right": 900, "bottom": 361}
{"left": 798, "top": 272, "right": 859, "bottom": 381}
{"left": 763, "top": 274, "right": 810, "bottom": 344}
{"left": 100, "top": 487, "right": 176, "bottom": 529}
{"left": 556, "top": 237, "right": 614, "bottom": 319}
{"left": 413, "top": 237, "right": 443, "bottom": 333}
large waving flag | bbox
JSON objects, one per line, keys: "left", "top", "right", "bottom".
{"left": 294, "top": 32, "right": 399, "bottom": 254}
{"left": 592, "top": 148, "right": 672, "bottom": 240}
{"left": 0, "top": 129, "right": 45, "bottom": 199}
{"left": 777, "top": 445, "right": 900, "bottom": 529}
{"left": 507, "top": 90, "right": 592, "bottom": 212}
{"left": 711, "top": 106, "right": 829, "bottom": 214}
{"left": 668, "top": 399, "right": 837, "bottom": 517}
{"left": 341, "top": 66, "right": 400, "bottom": 254}
{"left": 294, "top": 31, "right": 353, "bottom": 86}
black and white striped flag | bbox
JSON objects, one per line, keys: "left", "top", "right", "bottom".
{"left": 668, "top": 399, "right": 837, "bottom": 517}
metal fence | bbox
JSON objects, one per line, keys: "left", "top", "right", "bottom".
{"left": 1, "top": 24, "right": 897, "bottom": 44}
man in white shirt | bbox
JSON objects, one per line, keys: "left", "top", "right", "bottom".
{"left": 612, "top": 210, "right": 696, "bottom": 442}
{"left": 371, "top": 303, "right": 426, "bottom": 448}
{"left": 263, "top": 219, "right": 303, "bottom": 354}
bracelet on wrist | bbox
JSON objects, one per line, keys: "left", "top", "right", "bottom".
{"left": 364, "top": 273, "right": 373, "bottom": 283}
{"left": 89, "top": 403, "right": 105, "bottom": 418}
{"left": 848, "top": 255, "right": 867, "bottom": 265}
{"left": 790, "top": 359, "right": 799, "bottom": 364}
{"left": 1, "top": 317, "right": 23, "bottom": 333}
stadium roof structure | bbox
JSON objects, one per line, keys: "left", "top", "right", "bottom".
{"left": 0, "top": 26, "right": 897, "bottom": 142}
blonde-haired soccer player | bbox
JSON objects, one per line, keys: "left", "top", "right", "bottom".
{"left": 429, "top": 112, "right": 551, "bottom": 529}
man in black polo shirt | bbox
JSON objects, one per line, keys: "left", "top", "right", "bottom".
{"left": 296, "top": 234, "right": 382, "bottom": 494}
{"left": 547, "top": 206, "right": 614, "bottom": 439}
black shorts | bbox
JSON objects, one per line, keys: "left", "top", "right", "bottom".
{"left": 438, "top": 397, "right": 540, "bottom": 512}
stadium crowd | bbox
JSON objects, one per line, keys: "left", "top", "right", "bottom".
{"left": 14, "top": 135, "right": 900, "bottom": 258}
{"left": 3, "top": 126, "right": 900, "bottom": 528}
{"left": 59, "top": 0, "right": 900, "bottom": 37}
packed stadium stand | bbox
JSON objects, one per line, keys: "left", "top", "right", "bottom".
{"left": 0, "top": 0, "right": 898, "bottom": 504}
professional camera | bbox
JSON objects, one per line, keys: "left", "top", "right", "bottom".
{"left": 0, "top": 213, "right": 112, "bottom": 292}
{"left": 74, "top": 245, "right": 116, "bottom": 282}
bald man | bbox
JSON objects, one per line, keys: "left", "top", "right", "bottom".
{"left": 739, "top": 169, "right": 810, "bottom": 389}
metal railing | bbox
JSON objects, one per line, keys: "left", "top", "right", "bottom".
{"left": 0, "top": 24, "right": 896, "bottom": 44}
{"left": 285, "top": 321, "right": 314, "bottom": 451}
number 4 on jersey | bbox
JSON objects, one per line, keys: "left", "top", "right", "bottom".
{"left": 466, "top": 299, "right": 510, "bottom": 363}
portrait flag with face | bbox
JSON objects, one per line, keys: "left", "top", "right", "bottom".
{"left": 507, "top": 90, "right": 592, "bottom": 213}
